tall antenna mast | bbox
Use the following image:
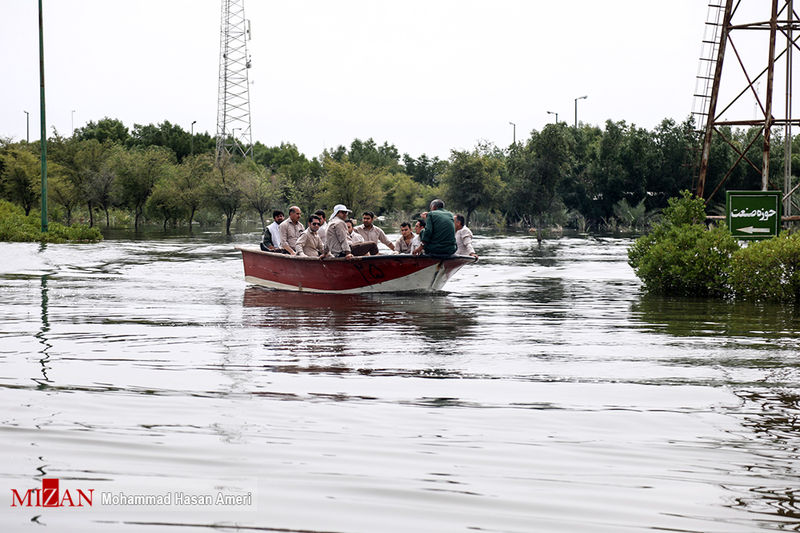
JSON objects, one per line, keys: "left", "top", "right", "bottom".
{"left": 216, "top": 0, "right": 253, "bottom": 162}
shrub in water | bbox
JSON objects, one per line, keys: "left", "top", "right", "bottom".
{"left": 729, "top": 231, "right": 800, "bottom": 302}
{"left": 629, "top": 222, "right": 739, "bottom": 297}
{"left": 628, "top": 191, "right": 739, "bottom": 297}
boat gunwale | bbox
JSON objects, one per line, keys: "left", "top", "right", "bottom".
{"left": 234, "top": 244, "right": 478, "bottom": 264}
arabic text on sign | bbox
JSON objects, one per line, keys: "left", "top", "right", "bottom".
{"left": 730, "top": 208, "right": 776, "bottom": 221}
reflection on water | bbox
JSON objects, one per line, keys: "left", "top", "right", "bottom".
{"left": 630, "top": 289, "right": 800, "bottom": 529}
{"left": 33, "top": 275, "right": 52, "bottom": 388}
{"left": 726, "top": 389, "right": 800, "bottom": 523}
{"left": 243, "top": 287, "right": 478, "bottom": 343}
{"left": 1, "top": 232, "right": 799, "bottom": 532}
{"left": 632, "top": 295, "right": 800, "bottom": 343}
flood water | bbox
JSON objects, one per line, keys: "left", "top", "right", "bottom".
{"left": 1, "top": 230, "right": 799, "bottom": 532}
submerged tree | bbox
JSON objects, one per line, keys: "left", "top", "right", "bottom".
{"left": 176, "top": 153, "right": 215, "bottom": 229}
{"left": 241, "top": 170, "right": 287, "bottom": 229}
{"left": 0, "top": 147, "right": 40, "bottom": 215}
{"left": 74, "top": 139, "right": 112, "bottom": 227}
{"left": 48, "top": 163, "right": 81, "bottom": 225}
{"left": 204, "top": 154, "right": 246, "bottom": 236}
{"left": 115, "top": 146, "right": 175, "bottom": 230}
{"left": 443, "top": 149, "right": 503, "bottom": 226}
{"left": 506, "top": 124, "right": 573, "bottom": 241}
{"left": 147, "top": 176, "right": 185, "bottom": 230}
{"left": 319, "top": 158, "right": 387, "bottom": 217}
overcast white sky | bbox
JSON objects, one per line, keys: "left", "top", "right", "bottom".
{"left": 2, "top": 1, "right": 710, "bottom": 159}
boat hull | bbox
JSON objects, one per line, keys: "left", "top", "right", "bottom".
{"left": 235, "top": 245, "right": 476, "bottom": 293}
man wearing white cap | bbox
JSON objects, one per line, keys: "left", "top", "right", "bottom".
{"left": 326, "top": 204, "right": 354, "bottom": 259}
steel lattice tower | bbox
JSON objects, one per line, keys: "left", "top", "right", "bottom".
{"left": 216, "top": 0, "right": 253, "bottom": 162}
{"left": 693, "top": 0, "right": 800, "bottom": 215}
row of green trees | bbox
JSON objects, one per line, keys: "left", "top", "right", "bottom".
{"left": 3, "top": 116, "right": 798, "bottom": 235}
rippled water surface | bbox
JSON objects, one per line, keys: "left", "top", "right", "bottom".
{"left": 2, "top": 231, "right": 800, "bottom": 532}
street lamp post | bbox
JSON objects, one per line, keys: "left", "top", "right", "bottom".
{"left": 547, "top": 111, "right": 559, "bottom": 124}
{"left": 574, "top": 95, "right": 587, "bottom": 128}
{"left": 24, "top": 111, "right": 30, "bottom": 143}
{"left": 191, "top": 120, "right": 197, "bottom": 155}
{"left": 508, "top": 121, "right": 516, "bottom": 145}
{"left": 38, "top": 0, "right": 48, "bottom": 232}
{"left": 71, "top": 109, "right": 75, "bottom": 135}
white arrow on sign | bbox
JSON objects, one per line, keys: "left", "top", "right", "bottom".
{"left": 737, "top": 226, "right": 771, "bottom": 234}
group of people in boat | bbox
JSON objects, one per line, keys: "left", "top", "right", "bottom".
{"left": 260, "top": 199, "right": 478, "bottom": 259}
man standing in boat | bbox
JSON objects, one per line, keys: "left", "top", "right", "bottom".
{"left": 326, "top": 204, "right": 354, "bottom": 259}
{"left": 280, "top": 206, "right": 305, "bottom": 255}
{"left": 419, "top": 199, "right": 456, "bottom": 256}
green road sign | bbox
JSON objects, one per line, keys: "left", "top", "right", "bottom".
{"left": 726, "top": 190, "right": 782, "bottom": 240}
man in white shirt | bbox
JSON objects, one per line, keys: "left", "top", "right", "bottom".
{"left": 411, "top": 218, "right": 425, "bottom": 255}
{"left": 355, "top": 211, "right": 395, "bottom": 251}
{"left": 260, "top": 210, "right": 285, "bottom": 252}
{"left": 346, "top": 219, "right": 364, "bottom": 244}
{"left": 454, "top": 213, "right": 478, "bottom": 258}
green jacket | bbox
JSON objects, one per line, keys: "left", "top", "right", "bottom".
{"left": 421, "top": 209, "right": 456, "bottom": 255}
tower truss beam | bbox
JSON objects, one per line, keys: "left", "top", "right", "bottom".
{"left": 695, "top": 0, "right": 800, "bottom": 216}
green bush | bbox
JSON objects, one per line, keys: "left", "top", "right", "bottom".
{"left": 628, "top": 191, "right": 740, "bottom": 297}
{"left": 660, "top": 189, "right": 707, "bottom": 226}
{"left": 0, "top": 200, "right": 103, "bottom": 243}
{"left": 628, "top": 222, "right": 739, "bottom": 297}
{"left": 729, "top": 231, "right": 800, "bottom": 302}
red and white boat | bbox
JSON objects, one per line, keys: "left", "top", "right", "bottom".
{"left": 235, "top": 245, "right": 477, "bottom": 293}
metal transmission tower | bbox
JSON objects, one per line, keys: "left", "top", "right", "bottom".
{"left": 694, "top": 0, "right": 800, "bottom": 215}
{"left": 216, "top": 0, "right": 253, "bottom": 162}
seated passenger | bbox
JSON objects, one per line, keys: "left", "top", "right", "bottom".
{"left": 347, "top": 218, "right": 378, "bottom": 256}
{"left": 279, "top": 206, "right": 305, "bottom": 255}
{"left": 420, "top": 199, "right": 456, "bottom": 256}
{"left": 295, "top": 214, "right": 326, "bottom": 257}
{"left": 261, "top": 210, "right": 285, "bottom": 252}
{"left": 454, "top": 213, "right": 478, "bottom": 258}
{"left": 394, "top": 222, "right": 415, "bottom": 254}
{"left": 346, "top": 219, "right": 365, "bottom": 244}
{"left": 411, "top": 218, "right": 425, "bottom": 255}
{"left": 326, "top": 204, "right": 354, "bottom": 259}
{"left": 314, "top": 209, "right": 328, "bottom": 243}
{"left": 355, "top": 211, "right": 395, "bottom": 251}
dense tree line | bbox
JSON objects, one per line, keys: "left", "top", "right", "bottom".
{"left": 2, "top": 115, "right": 797, "bottom": 235}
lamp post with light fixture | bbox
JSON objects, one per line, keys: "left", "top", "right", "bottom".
{"left": 574, "top": 95, "right": 587, "bottom": 128}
